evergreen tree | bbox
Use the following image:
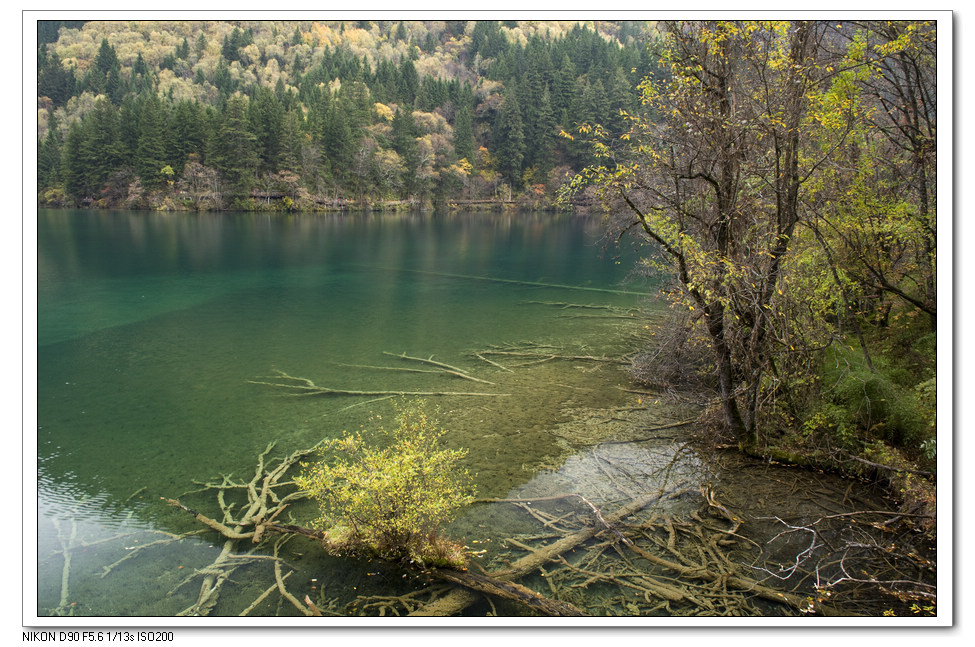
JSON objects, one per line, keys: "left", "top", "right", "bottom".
{"left": 61, "top": 97, "right": 124, "bottom": 201}
{"left": 195, "top": 32, "right": 208, "bottom": 57}
{"left": 222, "top": 27, "right": 252, "bottom": 62}
{"left": 279, "top": 108, "right": 306, "bottom": 173}
{"left": 117, "top": 95, "right": 142, "bottom": 168}
{"left": 391, "top": 107, "right": 420, "bottom": 195}
{"left": 85, "top": 97, "right": 125, "bottom": 189}
{"left": 37, "top": 45, "right": 74, "bottom": 107}
{"left": 341, "top": 80, "right": 374, "bottom": 133}
{"left": 210, "top": 94, "right": 259, "bottom": 195}
{"left": 492, "top": 91, "right": 525, "bottom": 188}
{"left": 95, "top": 38, "right": 119, "bottom": 78}
{"left": 169, "top": 100, "right": 207, "bottom": 174}
{"left": 452, "top": 102, "right": 475, "bottom": 166}
{"left": 320, "top": 102, "right": 354, "bottom": 183}
{"left": 38, "top": 111, "right": 62, "bottom": 189}
{"left": 135, "top": 93, "right": 169, "bottom": 189}
{"left": 248, "top": 85, "right": 285, "bottom": 173}
{"left": 550, "top": 50, "right": 578, "bottom": 127}
{"left": 89, "top": 38, "right": 125, "bottom": 103}
{"left": 526, "top": 86, "right": 556, "bottom": 174}
{"left": 397, "top": 58, "right": 419, "bottom": 106}
{"left": 213, "top": 58, "right": 236, "bottom": 97}
{"left": 61, "top": 120, "right": 89, "bottom": 201}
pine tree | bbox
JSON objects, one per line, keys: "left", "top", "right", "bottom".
{"left": 169, "top": 100, "right": 207, "bottom": 174}
{"left": 452, "top": 102, "right": 475, "bottom": 166}
{"left": 321, "top": 102, "right": 354, "bottom": 184}
{"left": 85, "top": 97, "right": 125, "bottom": 191}
{"left": 248, "top": 85, "right": 285, "bottom": 174}
{"left": 37, "top": 45, "right": 74, "bottom": 107}
{"left": 61, "top": 120, "right": 89, "bottom": 201}
{"left": 397, "top": 58, "right": 419, "bottom": 106}
{"left": 391, "top": 107, "right": 420, "bottom": 196}
{"left": 117, "top": 95, "right": 141, "bottom": 169}
{"left": 210, "top": 94, "right": 259, "bottom": 195}
{"left": 527, "top": 86, "right": 557, "bottom": 175}
{"left": 38, "top": 111, "right": 62, "bottom": 189}
{"left": 492, "top": 91, "right": 525, "bottom": 188}
{"left": 135, "top": 93, "right": 169, "bottom": 189}
{"left": 279, "top": 108, "right": 306, "bottom": 173}
{"left": 195, "top": 32, "right": 208, "bottom": 57}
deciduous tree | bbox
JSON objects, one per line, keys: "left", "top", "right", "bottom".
{"left": 567, "top": 21, "right": 824, "bottom": 448}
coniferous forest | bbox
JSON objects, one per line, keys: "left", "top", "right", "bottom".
{"left": 37, "top": 19, "right": 660, "bottom": 211}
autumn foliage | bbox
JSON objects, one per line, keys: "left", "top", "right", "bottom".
{"left": 294, "top": 401, "right": 475, "bottom": 568}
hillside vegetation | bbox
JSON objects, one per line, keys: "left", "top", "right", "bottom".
{"left": 37, "top": 19, "right": 660, "bottom": 211}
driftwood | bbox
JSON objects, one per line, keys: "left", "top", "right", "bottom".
{"left": 422, "top": 569, "right": 588, "bottom": 616}
{"left": 164, "top": 438, "right": 584, "bottom": 618}
{"left": 248, "top": 369, "right": 508, "bottom": 398}
{"left": 161, "top": 441, "right": 323, "bottom": 616}
{"left": 169, "top": 513, "right": 588, "bottom": 618}
{"left": 381, "top": 352, "right": 495, "bottom": 384}
{"left": 159, "top": 432, "right": 869, "bottom": 617}
{"left": 409, "top": 482, "right": 693, "bottom": 616}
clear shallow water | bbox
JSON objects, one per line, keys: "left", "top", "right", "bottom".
{"left": 34, "top": 208, "right": 685, "bottom": 617}
{"left": 32, "top": 209, "right": 926, "bottom": 620}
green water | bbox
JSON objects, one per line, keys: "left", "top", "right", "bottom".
{"left": 36, "top": 208, "right": 703, "bottom": 617}
{"left": 34, "top": 209, "right": 923, "bottom": 620}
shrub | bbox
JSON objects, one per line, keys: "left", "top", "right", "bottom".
{"left": 295, "top": 401, "right": 475, "bottom": 567}
{"left": 808, "top": 345, "right": 929, "bottom": 451}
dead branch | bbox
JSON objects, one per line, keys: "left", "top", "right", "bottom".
{"left": 409, "top": 482, "right": 693, "bottom": 616}
{"left": 248, "top": 369, "right": 507, "bottom": 397}
{"left": 160, "top": 441, "right": 323, "bottom": 616}
{"left": 599, "top": 420, "right": 698, "bottom": 444}
{"left": 163, "top": 498, "right": 255, "bottom": 540}
{"left": 424, "top": 568, "right": 589, "bottom": 616}
{"left": 382, "top": 351, "right": 495, "bottom": 384}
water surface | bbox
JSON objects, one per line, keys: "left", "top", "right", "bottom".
{"left": 35, "top": 208, "right": 677, "bottom": 617}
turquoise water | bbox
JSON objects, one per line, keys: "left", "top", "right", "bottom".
{"left": 33, "top": 209, "right": 917, "bottom": 619}
{"left": 35, "top": 208, "right": 692, "bottom": 617}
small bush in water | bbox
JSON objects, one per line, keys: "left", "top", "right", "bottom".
{"left": 295, "top": 400, "right": 475, "bottom": 568}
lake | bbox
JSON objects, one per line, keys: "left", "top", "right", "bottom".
{"left": 34, "top": 208, "right": 707, "bottom": 617}
{"left": 33, "top": 209, "right": 923, "bottom": 620}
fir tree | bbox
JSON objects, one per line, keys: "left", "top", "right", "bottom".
{"left": 210, "top": 95, "right": 259, "bottom": 195}
{"left": 135, "top": 93, "right": 169, "bottom": 189}
{"left": 452, "top": 102, "right": 475, "bottom": 166}
{"left": 492, "top": 91, "right": 525, "bottom": 188}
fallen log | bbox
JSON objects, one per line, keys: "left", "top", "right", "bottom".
{"left": 408, "top": 482, "right": 693, "bottom": 616}
{"left": 248, "top": 369, "right": 508, "bottom": 397}
{"left": 381, "top": 352, "right": 495, "bottom": 384}
{"left": 253, "top": 521, "right": 584, "bottom": 617}
{"left": 623, "top": 542, "right": 849, "bottom": 616}
{"left": 423, "top": 569, "right": 588, "bottom": 616}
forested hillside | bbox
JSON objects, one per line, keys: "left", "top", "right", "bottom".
{"left": 36, "top": 19, "right": 660, "bottom": 210}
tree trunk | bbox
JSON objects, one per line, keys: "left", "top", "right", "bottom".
{"left": 705, "top": 303, "right": 751, "bottom": 446}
